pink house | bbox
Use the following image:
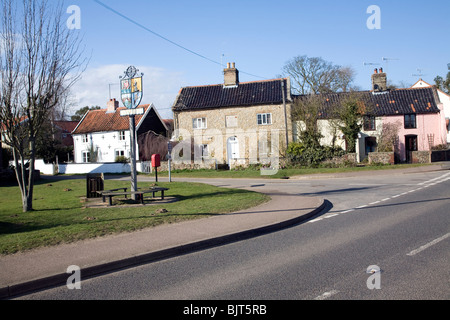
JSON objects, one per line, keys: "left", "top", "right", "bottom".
{"left": 382, "top": 108, "right": 446, "bottom": 163}
{"left": 295, "top": 69, "right": 447, "bottom": 163}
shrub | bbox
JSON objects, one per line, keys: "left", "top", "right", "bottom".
{"left": 286, "top": 142, "right": 345, "bottom": 167}
{"left": 115, "top": 156, "right": 129, "bottom": 163}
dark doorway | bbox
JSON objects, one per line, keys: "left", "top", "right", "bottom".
{"left": 405, "top": 135, "right": 418, "bottom": 163}
{"left": 365, "top": 137, "right": 377, "bottom": 155}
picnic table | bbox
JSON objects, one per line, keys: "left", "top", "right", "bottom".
{"left": 98, "top": 187, "right": 169, "bottom": 206}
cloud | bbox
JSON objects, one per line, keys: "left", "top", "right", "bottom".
{"left": 68, "top": 64, "right": 185, "bottom": 119}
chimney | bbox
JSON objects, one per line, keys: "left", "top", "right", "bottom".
{"left": 371, "top": 68, "right": 387, "bottom": 92}
{"left": 106, "top": 98, "right": 119, "bottom": 113}
{"left": 224, "top": 62, "right": 239, "bottom": 86}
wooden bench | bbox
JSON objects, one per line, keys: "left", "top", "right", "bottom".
{"left": 97, "top": 188, "right": 128, "bottom": 202}
{"left": 100, "top": 187, "right": 169, "bottom": 206}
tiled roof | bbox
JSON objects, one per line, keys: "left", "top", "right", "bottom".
{"left": 72, "top": 105, "right": 150, "bottom": 134}
{"left": 172, "top": 78, "right": 289, "bottom": 111}
{"left": 294, "top": 87, "right": 441, "bottom": 118}
{"left": 54, "top": 121, "right": 78, "bottom": 133}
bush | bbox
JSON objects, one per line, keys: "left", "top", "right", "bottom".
{"left": 286, "top": 142, "right": 345, "bottom": 167}
{"left": 115, "top": 156, "right": 129, "bottom": 163}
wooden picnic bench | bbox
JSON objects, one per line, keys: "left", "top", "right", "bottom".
{"left": 97, "top": 188, "right": 128, "bottom": 202}
{"left": 100, "top": 187, "right": 169, "bottom": 206}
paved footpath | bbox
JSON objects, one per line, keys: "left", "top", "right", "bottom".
{"left": 0, "top": 190, "right": 325, "bottom": 299}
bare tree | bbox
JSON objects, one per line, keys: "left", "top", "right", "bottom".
{"left": 0, "top": 0, "right": 86, "bottom": 212}
{"left": 282, "top": 55, "right": 356, "bottom": 94}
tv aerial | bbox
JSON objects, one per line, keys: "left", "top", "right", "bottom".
{"left": 411, "top": 68, "right": 426, "bottom": 78}
{"left": 363, "top": 62, "right": 380, "bottom": 66}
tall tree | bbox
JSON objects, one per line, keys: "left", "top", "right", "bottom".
{"left": 330, "top": 93, "right": 373, "bottom": 153}
{"left": 282, "top": 55, "right": 356, "bottom": 95}
{"left": 434, "top": 72, "right": 450, "bottom": 94}
{"left": 71, "top": 106, "right": 101, "bottom": 122}
{"left": 0, "top": 0, "right": 86, "bottom": 212}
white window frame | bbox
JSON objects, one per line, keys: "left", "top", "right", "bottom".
{"left": 82, "top": 151, "right": 90, "bottom": 163}
{"left": 82, "top": 134, "right": 89, "bottom": 143}
{"left": 193, "top": 117, "right": 207, "bottom": 129}
{"left": 119, "top": 131, "right": 126, "bottom": 141}
{"left": 257, "top": 113, "right": 272, "bottom": 125}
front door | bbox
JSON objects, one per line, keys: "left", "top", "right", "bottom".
{"left": 405, "top": 135, "right": 417, "bottom": 163}
{"left": 227, "top": 136, "right": 239, "bottom": 164}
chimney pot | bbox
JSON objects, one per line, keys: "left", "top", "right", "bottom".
{"left": 371, "top": 68, "right": 387, "bottom": 92}
{"left": 224, "top": 62, "right": 239, "bottom": 86}
{"left": 374, "top": 68, "right": 378, "bottom": 74}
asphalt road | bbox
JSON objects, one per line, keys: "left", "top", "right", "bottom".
{"left": 16, "top": 170, "right": 450, "bottom": 300}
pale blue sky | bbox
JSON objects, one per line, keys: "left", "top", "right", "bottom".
{"left": 63, "top": 0, "right": 450, "bottom": 119}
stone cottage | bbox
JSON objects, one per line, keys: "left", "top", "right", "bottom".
{"left": 171, "top": 63, "right": 293, "bottom": 168}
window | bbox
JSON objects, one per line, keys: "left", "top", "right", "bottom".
{"left": 119, "top": 131, "right": 126, "bottom": 141}
{"left": 82, "top": 134, "right": 89, "bottom": 143}
{"left": 257, "top": 113, "right": 272, "bottom": 125}
{"left": 363, "top": 116, "right": 376, "bottom": 131}
{"left": 193, "top": 117, "right": 207, "bottom": 129}
{"left": 82, "top": 151, "right": 90, "bottom": 163}
{"left": 201, "top": 144, "right": 209, "bottom": 158}
{"left": 404, "top": 114, "right": 417, "bottom": 129}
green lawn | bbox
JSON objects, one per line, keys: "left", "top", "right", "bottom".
{"left": 0, "top": 178, "right": 269, "bottom": 255}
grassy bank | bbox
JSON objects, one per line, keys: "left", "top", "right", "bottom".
{"left": 0, "top": 178, "right": 269, "bottom": 255}
{"left": 151, "top": 163, "right": 433, "bottom": 179}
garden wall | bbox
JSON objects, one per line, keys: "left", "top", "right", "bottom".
{"left": 412, "top": 151, "right": 431, "bottom": 164}
{"left": 368, "top": 152, "right": 395, "bottom": 165}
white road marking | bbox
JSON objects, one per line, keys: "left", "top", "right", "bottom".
{"left": 306, "top": 173, "right": 450, "bottom": 226}
{"left": 407, "top": 233, "right": 450, "bottom": 256}
{"left": 314, "top": 290, "right": 339, "bottom": 300}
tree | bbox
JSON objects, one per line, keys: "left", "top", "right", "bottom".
{"left": 331, "top": 93, "right": 372, "bottom": 153}
{"left": 71, "top": 106, "right": 101, "bottom": 122}
{"left": 377, "top": 121, "right": 401, "bottom": 153}
{"left": 282, "top": 55, "right": 356, "bottom": 95}
{"left": 434, "top": 72, "right": 450, "bottom": 94}
{"left": 291, "top": 94, "right": 323, "bottom": 149}
{"left": 0, "top": 0, "right": 86, "bottom": 212}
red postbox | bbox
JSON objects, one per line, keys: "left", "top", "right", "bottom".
{"left": 151, "top": 154, "right": 161, "bottom": 168}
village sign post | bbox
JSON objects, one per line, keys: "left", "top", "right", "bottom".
{"left": 119, "top": 66, "right": 144, "bottom": 200}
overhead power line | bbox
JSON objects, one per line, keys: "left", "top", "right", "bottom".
{"left": 92, "top": 0, "right": 266, "bottom": 80}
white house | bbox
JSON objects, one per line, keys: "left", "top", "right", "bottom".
{"left": 72, "top": 99, "right": 169, "bottom": 163}
{"left": 411, "top": 79, "right": 450, "bottom": 144}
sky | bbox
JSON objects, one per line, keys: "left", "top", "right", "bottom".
{"left": 61, "top": 0, "right": 450, "bottom": 120}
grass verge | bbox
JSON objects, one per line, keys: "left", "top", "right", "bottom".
{"left": 0, "top": 178, "right": 269, "bottom": 255}
{"left": 151, "top": 163, "right": 434, "bottom": 179}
